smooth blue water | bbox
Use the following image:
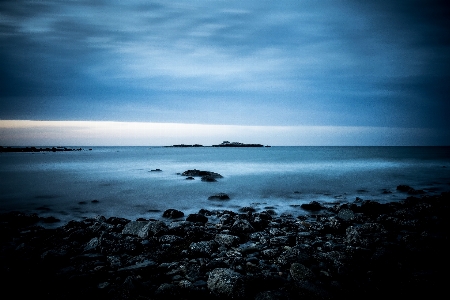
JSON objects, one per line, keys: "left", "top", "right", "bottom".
{"left": 1, "top": 146, "right": 449, "bottom": 226}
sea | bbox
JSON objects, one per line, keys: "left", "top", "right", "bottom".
{"left": 1, "top": 146, "right": 449, "bottom": 227}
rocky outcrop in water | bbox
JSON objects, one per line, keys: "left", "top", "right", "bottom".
{"left": 1, "top": 191, "right": 448, "bottom": 299}
{"left": 181, "top": 169, "right": 223, "bottom": 182}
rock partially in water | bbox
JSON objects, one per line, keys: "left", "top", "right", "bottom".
{"left": 301, "top": 201, "right": 324, "bottom": 211}
{"left": 186, "top": 213, "right": 208, "bottom": 224}
{"left": 181, "top": 169, "right": 223, "bottom": 178}
{"left": 208, "top": 193, "right": 230, "bottom": 200}
{"left": 162, "top": 209, "right": 184, "bottom": 219}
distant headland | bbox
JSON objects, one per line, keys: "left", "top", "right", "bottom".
{"left": 168, "top": 141, "right": 269, "bottom": 148}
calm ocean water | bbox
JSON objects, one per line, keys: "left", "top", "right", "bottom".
{"left": 1, "top": 146, "right": 449, "bottom": 226}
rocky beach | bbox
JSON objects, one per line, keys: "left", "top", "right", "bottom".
{"left": 1, "top": 185, "right": 448, "bottom": 299}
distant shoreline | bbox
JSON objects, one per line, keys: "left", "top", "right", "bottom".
{"left": 0, "top": 146, "right": 90, "bottom": 152}
{"left": 169, "top": 141, "right": 268, "bottom": 147}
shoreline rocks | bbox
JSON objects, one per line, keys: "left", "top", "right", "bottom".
{"left": 1, "top": 192, "right": 448, "bottom": 299}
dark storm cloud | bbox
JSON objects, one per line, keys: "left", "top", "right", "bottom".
{"left": 0, "top": 0, "right": 449, "bottom": 134}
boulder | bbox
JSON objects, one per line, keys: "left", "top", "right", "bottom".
{"left": 121, "top": 221, "right": 148, "bottom": 236}
{"left": 207, "top": 268, "right": 245, "bottom": 298}
{"left": 301, "top": 201, "right": 324, "bottom": 211}
{"left": 162, "top": 209, "right": 184, "bottom": 219}
{"left": 186, "top": 213, "right": 208, "bottom": 224}
{"left": 231, "top": 219, "right": 255, "bottom": 234}
{"left": 290, "top": 263, "right": 314, "bottom": 281}
{"left": 189, "top": 241, "right": 216, "bottom": 257}
{"left": 337, "top": 208, "right": 355, "bottom": 221}
{"left": 214, "top": 234, "right": 240, "bottom": 247}
{"left": 138, "top": 220, "right": 168, "bottom": 238}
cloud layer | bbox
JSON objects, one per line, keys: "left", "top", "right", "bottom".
{"left": 1, "top": 1, "right": 449, "bottom": 144}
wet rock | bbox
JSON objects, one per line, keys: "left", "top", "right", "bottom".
{"left": 301, "top": 201, "right": 324, "bottom": 211}
{"left": 397, "top": 184, "right": 425, "bottom": 195}
{"left": 182, "top": 169, "right": 223, "bottom": 178}
{"left": 186, "top": 213, "right": 208, "bottom": 224}
{"left": 189, "top": 241, "right": 216, "bottom": 257}
{"left": 239, "top": 206, "right": 256, "bottom": 213}
{"left": 337, "top": 208, "right": 355, "bottom": 221}
{"left": 215, "top": 234, "right": 240, "bottom": 247}
{"left": 39, "top": 216, "right": 60, "bottom": 223}
{"left": 269, "top": 236, "right": 291, "bottom": 246}
{"left": 207, "top": 268, "right": 245, "bottom": 298}
{"left": 277, "top": 247, "right": 311, "bottom": 267}
{"left": 201, "top": 175, "right": 218, "bottom": 182}
{"left": 231, "top": 219, "right": 255, "bottom": 235}
{"left": 118, "top": 260, "right": 157, "bottom": 272}
{"left": 154, "top": 283, "right": 180, "bottom": 298}
{"left": 138, "top": 220, "right": 168, "bottom": 238}
{"left": 121, "top": 221, "right": 148, "bottom": 236}
{"left": 159, "top": 235, "right": 184, "bottom": 244}
{"left": 255, "top": 290, "right": 288, "bottom": 300}
{"left": 290, "top": 263, "right": 314, "bottom": 281}
{"left": 208, "top": 193, "right": 230, "bottom": 200}
{"left": 162, "top": 209, "right": 184, "bottom": 219}
{"left": 345, "top": 223, "right": 387, "bottom": 247}
{"left": 83, "top": 237, "right": 100, "bottom": 253}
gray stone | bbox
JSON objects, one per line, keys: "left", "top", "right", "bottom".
{"left": 138, "top": 220, "right": 168, "bottom": 238}
{"left": 231, "top": 219, "right": 255, "bottom": 234}
{"left": 337, "top": 208, "right": 355, "bottom": 221}
{"left": 159, "top": 235, "right": 184, "bottom": 244}
{"left": 215, "top": 234, "right": 240, "bottom": 247}
{"left": 207, "top": 268, "right": 245, "bottom": 298}
{"left": 121, "top": 221, "right": 148, "bottom": 236}
{"left": 269, "top": 236, "right": 289, "bottom": 245}
{"left": 290, "top": 263, "right": 314, "bottom": 281}
{"left": 83, "top": 237, "right": 99, "bottom": 253}
{"left": 189, "top": 241, "right": 216, "bottom": 257}
{"left": 118, "top": 260, "right": 157, "bottom": 272}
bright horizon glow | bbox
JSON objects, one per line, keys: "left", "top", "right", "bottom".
{"left": 0, "top": 120, "right": 447, "bottom": 146}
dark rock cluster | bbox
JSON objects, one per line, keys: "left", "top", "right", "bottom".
{"left": 1, "top": 192, "right": 448, "bottom": 299}
{"left": 181, "top": 170, "right": 223, "bottom": 182}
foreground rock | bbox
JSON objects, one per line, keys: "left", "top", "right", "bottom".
{"left": 0, "top": 191, "right": 448, "bottom": 299}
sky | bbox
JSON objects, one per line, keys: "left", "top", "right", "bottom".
{"left": 1, "top": 0, "right": 449, "bottom": 146}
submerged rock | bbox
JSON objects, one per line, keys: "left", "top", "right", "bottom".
{"left": 208, "top": 193, "right": 230, "bottom": 200}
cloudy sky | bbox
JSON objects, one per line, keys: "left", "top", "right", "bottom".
{"left": 1, "top": 0, "right": 449, "bottom": 145}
